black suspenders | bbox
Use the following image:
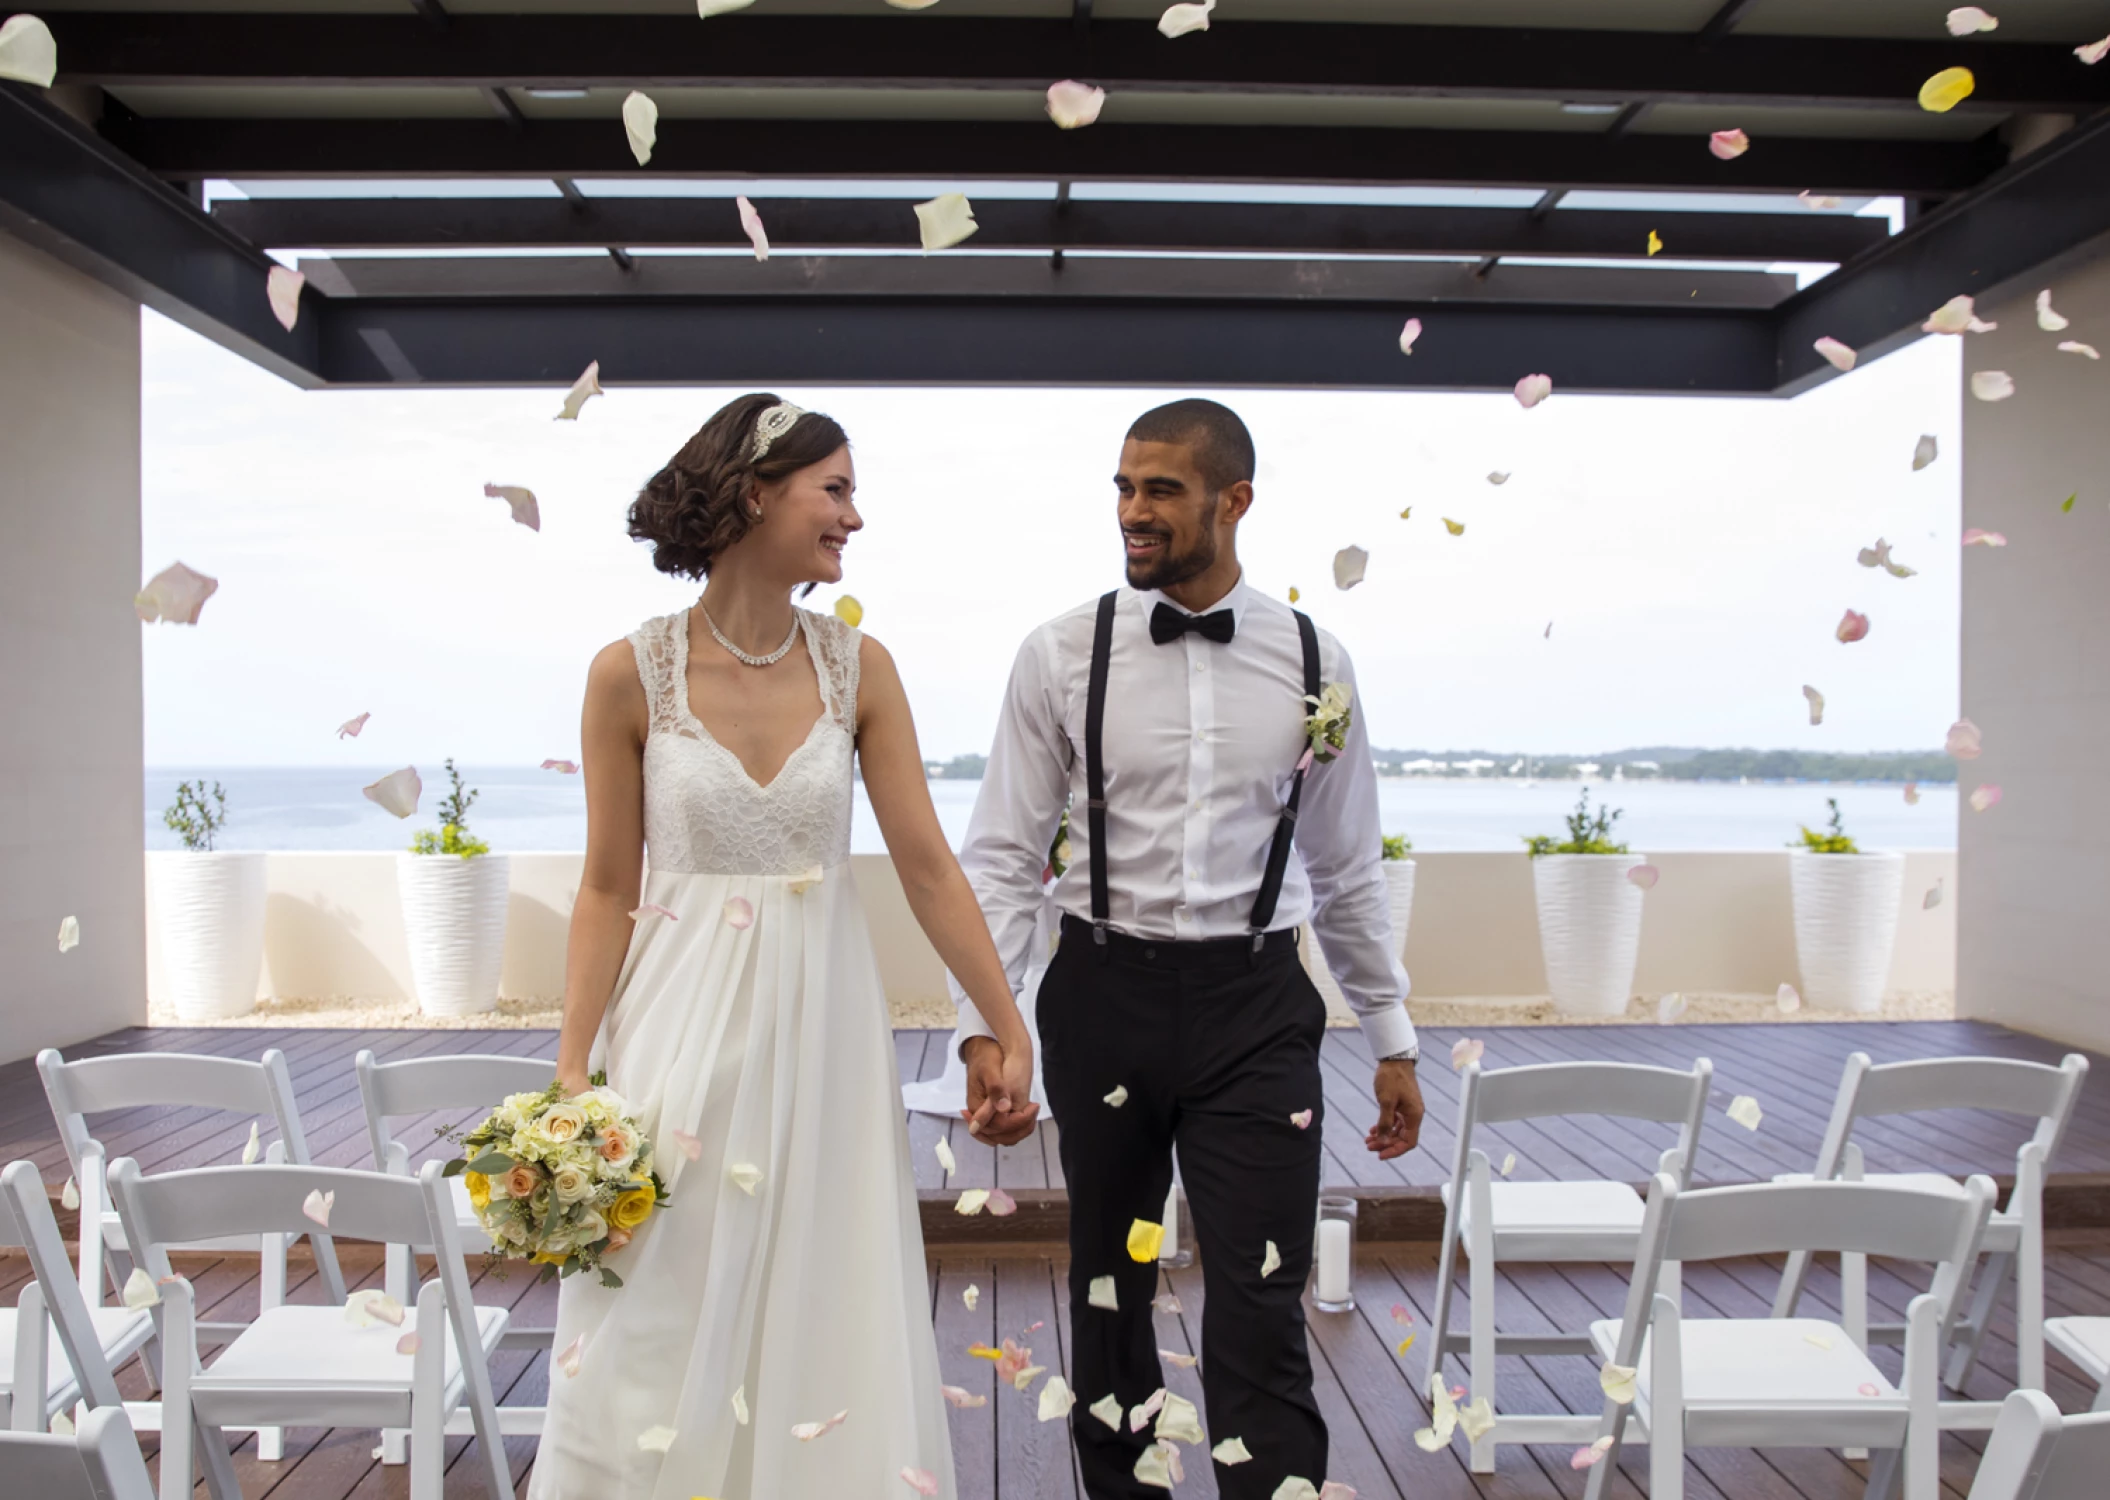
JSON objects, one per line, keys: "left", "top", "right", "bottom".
{"left": 1082, "top": 590, "right": 1322, "bottom": 958}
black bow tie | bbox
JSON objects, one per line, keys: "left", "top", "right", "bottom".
{"left": 1150, "top": 602, "right": 1236, "bottom": 646}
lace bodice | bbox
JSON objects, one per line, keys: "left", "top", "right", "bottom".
{"left": 627, "top": 606, "right": 860, "bottom": 875}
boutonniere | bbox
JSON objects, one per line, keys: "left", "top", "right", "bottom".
{"left": 1302, "top": 681, "right": 1353, "bottom": 766}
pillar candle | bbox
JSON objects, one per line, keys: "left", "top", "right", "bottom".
{"left": 1316, "top": 1218, "right": 1351, "bottom": 1303}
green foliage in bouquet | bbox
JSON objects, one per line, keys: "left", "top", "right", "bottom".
{"left": 1046, "top": 806, "right": 1073, "bottom": 881}
{"left": 1792, "top": 796, "right": 1860, "bottom": 854}
{"left": 1524, "top": 787, "right": 1630, "bottom": 858}
{"left": 410, "top": 757, "right": 491, "bottom": 857}
{"left": 164, "top": 780, "right": 228, "bottom": 852}
{"left": 1381, "top": 833, "right": 1413, "bottom": 861}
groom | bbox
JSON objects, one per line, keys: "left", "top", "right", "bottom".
{"left": 952, "top": 399, "right": 1423, "bottom": 1497}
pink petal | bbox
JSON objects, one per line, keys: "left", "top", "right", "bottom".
{"left": 1946, "top": 718, "right": 1983, "bottom": 759}
{"left": 558, "top": 1333, "right": 584, "bottom": 1377}
{"left": 266, "top": 265, "right": 305, "bottom": 332}
{"left": 1390, "top": 1303, "right": 1414, "bottom": 1326}
{"left": 1450, "top": 1037, "right": 1484, "bottom": 1070}
{"left": 1398, "top": 317, "right": 1422, "bottom": 355}
{"left": 1798, "top": 191, "right": 1844, "bottom": 210}
{"left": 1319, "top": 1486, "right": 1359, "bottom": 1500}
{"left": 1813, "top": 336, "right": 1857, "bottom": 372}
{"left": 2081, "top": 34, "right": 2110, "bottom": 65}
{"left": 540, "top": 758, "right": 580, "bottom": 774}
{"left": 1289, "top": 1108, "right": 1314, "bottom": 1130}
{"left": 1858, "top": 1381, "right": 1882, "bottom": 1396}
{"left": 337, "top": 712, "right": 371, "bottom": 739}
{"left": 1152, "top": 1293, "right": 1182, "bottom": 1314}
{"left": 483, "top": 483, "right": 540, "bottom": 531}
{"left": 672, "top": 1129, "right": 703, "bottom": 1161}
{"left": 1835, "top": 609, "right": 1870, "bottom": 644}
{"left": 1946, "top": 7, "right": 1998, "bottom": 36}
{"left": 901, "top": 1466, "right": 940, "bottom": 1496}
{"left": 302, "top": 1189, "right": 334, "bottom": 1228}
{"left": 631, "top": 902, "right": 680, "bottom": 921}
{"left": 1513, "top": 373, "right": 1553, "bottom": 409}
{"left": 2059, "top": 341, "right": 2101, "bottom": 360}
{"left": 1627, "top": 864, "right": 1659, "bottom": 890}
{"left": 985, "top": 1187, "right": 1018, "bottom": 1217}
{"left": 941, "top": 1384, "right": 986, "bottom": 1409}
{"left": 396, "top": 1331, "right": 421, "bottom": 1355}
{"left": 135, "top": 561, "right": 220, "bottom": 625}
{"left": 1970, "top": 370, "right": 2015, "bottom": 402}
{"left": 1970, "top": 783, "right": 2002, "bottom": 812}
{"left": 1708, "top": 128, "right": 1750, "bottom": 160}
{"left": 1923, "top": 295, "right": 1982, "bottom": 335}
{"left": 722, "top": 897, "right": 753, "bottom": 928}
{"left": 1904, "top": 781, "right": 1921, "bottom": 805}
{"left": 1777, "top": 982, "right": 1802, "bottom": 1015}
{"left": 362, "top": 766, "right": 422, "bottom": 819}
{"left": 735, "top": 195, "right": 770, "bottom": 260}
{"left": 1046, "top": 79, "right": 1107, "bottom": 130}
{"left": 1961, "top": 528, "right": 2007, "bottom": 547}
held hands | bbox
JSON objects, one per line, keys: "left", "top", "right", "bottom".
{"left": 961, "top": 1036, "right": 1041, "bottom": 1147}
{"left": 1366, "top": 1059, "right": 1424, "bottom": 1160}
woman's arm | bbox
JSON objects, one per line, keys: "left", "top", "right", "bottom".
{"left": 555, "top": 641, "right": 650, "bottom": 1095}
{"left": 856, "top": 634, "right": 1040, "bottom": 1142}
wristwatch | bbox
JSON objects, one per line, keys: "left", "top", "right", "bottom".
{"left": 1378, "top": 1045, "right": 1420, "bottom": 1064}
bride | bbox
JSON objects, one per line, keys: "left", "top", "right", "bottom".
{"left": 528, "top": 394, "right": 1039, "bottom": 1500}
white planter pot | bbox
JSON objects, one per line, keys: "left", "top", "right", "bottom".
{"left": 1788, "top": 850, "right": 1905, "bottom": 1013}
{"left": 1531, "top": 854, "right": 1648, "bottom": 1017}
{"left": 397, "top": 852, "right": 510, "bottom": 1017}
{"left": 150, "top": 851, "right": 268, "bottom": 1021}
{"left": 1383, "top": 859, "right": 1417, "bottom": 959}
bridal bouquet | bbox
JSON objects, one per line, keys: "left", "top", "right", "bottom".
{"left": 443, "top": 1078, "right": 668, "bottom": 1288}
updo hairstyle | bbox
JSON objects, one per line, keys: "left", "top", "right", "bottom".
{"left": 627, "top": 393, "right": 850, "bottom": 580}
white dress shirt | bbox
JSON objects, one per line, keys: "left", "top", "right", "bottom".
{"left": 949, "top": 575, "right": 1416, "bottom": 1060}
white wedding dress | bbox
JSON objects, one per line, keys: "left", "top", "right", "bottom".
{"left": 528, "top": 605, "right": 956, "bottom": 1500}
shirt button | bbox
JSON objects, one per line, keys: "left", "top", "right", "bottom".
{"left": 1143, "top": 946, "right": 1157, "bottom": 961}
{"left": 1194, "top": 661, "right": 1205, "bottom": 672}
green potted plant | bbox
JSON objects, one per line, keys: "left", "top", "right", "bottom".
{"left": 395, "top": 759, "right": 510, "bottom": 1017}
{"left": 1524, "top": 788, "right": 1650, "bottom": 1016}
{"left": 1786, "top": 797, "right": 1904, "bottom": 1014}
{"left": 150, "top": 780, "right": 268, "bottom": 1020}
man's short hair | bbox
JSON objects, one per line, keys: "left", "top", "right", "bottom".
{"left": 1126, "top": 398, "right": 1256, "bottom": 495}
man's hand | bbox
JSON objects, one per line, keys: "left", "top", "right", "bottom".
{"left": 962, "top": 1037, "right": 1041, "bottom": 1147}
{"left": 1366, "top": 1059, "right": 1423, "bottom": 1160}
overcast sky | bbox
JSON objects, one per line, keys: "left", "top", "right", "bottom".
{"left": 141, "top": 308, "right": 1962, "bottom": 766}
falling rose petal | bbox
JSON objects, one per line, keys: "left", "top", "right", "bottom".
{"left": 1962, "top": 528, "right": 2007, "bottom": 547}
{"left": 2036, "top": 289, "right": 2070, "bottom": 331}
{"left": 1397, "top": 1333, "right": 1416, "bottom": 1355}
{"left": 1390, "top": 1303, "right": 1413, "bottom": 1326}
{"left": 1919, "top": 66, "right": 1975, "bottom": 112}
{"left": 1946, "top": 7, "right": 1998, "bottom": 35}
{"left": 885, "top": 0, "right": 943, "bottom": 7}
{"left": 540, "top": 758, "right": 580, "bottom": 774}
{"left": 914, "top": 193, "right": 979, "bottom": 252}
{"left": 1011, "top": 1364, "right": 1045, "bottom": 1392}
{"left": 483, "top": 483, "right": 540, "bottom": 531}
{"left": 1261, "top": 1239, "right": 1282, "bottom": 1277}
{"left": 1600, "top": 1361, "right": 1639, "bottom": 1404}
{"left": 1500, "top": 1152, "right": 1517, "bottom": 1176}
{"left": 1708, "top": 128, "right": 1750, "bottom": 160}
{"left": 733, "top": 195, "right": 770, "bottom": 260}
{"left": 1160, "top": 1347, "right": 1198, "bottom": 1369}
{"left": 1658, "top": 992, "right": 1689, "bottom": 1025}
{"left": 1157, "top": 0, "right": 1215, "bottom": 38}
{"left": 1333, "top": 545, "right": 1369, "bottom": 590}
{"left": 1290, "top": 1108, "right": 1313, "bottom": 1130}
{"left": 1803, "top": 684, "right": 1826, "bottom": 726}
{"left": 61, "top": 1175, "right": 79, "bottom": 1210}
{"left": 2059, "top": 340, "right": 2101, "bottom": 360}
{"left": 1804, "top": 1332, "right": 1834, "bottom": 1350}
{"left": 1153, "top": 1391, "right": 1205, "bottom": 1446}
{"left": 1278, "top": 1482, "right": 1323, "bottom": 1500}
{"left": 1103, "top": 1083, "right": 1129, "bottom": 1108}
{"left": 556, "top": 361, "right": 603, "bottom": 420}
{"left": 135, "top": 561, "right": 219, "bottom": 625}
{"left": 1152, "top": 1292, "right": 1182, "bottom": 1314}
{"left": 1799, "top": 190, "right": 1844, "bottom": 210}
{"left": 986, "top": 1187, "right": 1018, "bottom": 1217}
{"left": 337, "top": 712, "right": 372, "bottom": 740}
{"left": 345, "top": 1289, "right": 407, "bottom": 1328}
{"left": 1513, "top": 373, "right": 1553, "bottom": 408}
{"left": 1836, "top": 609, "right": 1870, "bottom": 644}
{"left": 1287, "top": 587, "right": 1300, "bottom": 603}
{"left": 1571, "top": 1436, "right": 1617, "bottom": 1469}
{"left": 396, "top": 1331, "right": 420, "bottom": 1355}
{"left": 1544, "top": 621, "right": 1553, "bottom": 639}
{"left": 1458, "top": 1397, "right": 1496, "bottom": 1442}
{"left": 121, "top": 1268, "right": 160, "bottom": 1310}
{"left": 1971, "top": 782, "right": 2003, "bottom": 812}
{"left": 1627, "top": 864, "right": 1659, "bottom": 890}
{"left": 786, "top": 865, "right": 825, "bottom": 893}
{"left": 721, "top": 897, "right": 752, "bottom": 928}
{"left": 1487, "top": 472, "right": 1510, "bottom": 486}
{"left": 1647, "top": 228, "right": 1663, "bottom": 257}
{"left": 1859, "top": 1381, "right": 1883, "bottom": 1397}
{"left": 265, "top": 265, "right": 304, "bottom": 333}
{"left": 790, "top": 1410, "right": 850, "bottom": 1442}
{"left": 942, "top": 1384, "right": 988, "bottom": 1409}
{"left": 0, "top": 14, "right": 58, "bottom": 86}
{"left": 1046, "top": 79, "right": 1106, "bottom": 130}
{"left": 57, "top": 915, "right": 79, "bottom": 953}
{"left": 902, "top": 1467, "right": 941, "bottom": 1497}
{"left": 1814, "top": 337, "right": 1857, "bottom": 372}
{"left": 962, "top": 1283, "right": 979, "bottom": 1310}
{"left": 955, "top": 1188, "right": 990, "bottom": 1216}
{"left": 1923, "top": 295, "right": 1984, "bottom": 335}
{"left": 1089, "top": 1275, "right": 1118, "bottom": 1310}
{"left": 1081, "top": 1392, "right": 1122, "bottom": 1429}
{"left": 2081, "top": 34, "right": 2110, "bottom": 65}
{"left": 663, "top": 1128, "right": 701, "bottom": 1163}
{"left": 1946, "top": 718, "right": 1983, "bottom": 758}
{"left": 1134, "top": 1443, "right": 1174, "bottom": 1489}
{"left": 558, "top": 1333, "right": 585, "bottom": 1376}
{"left": 1727, "top": 1094, "right": 1764, "bottom": 1130}
{"left": 1127, "top": 1218, "right": 1166, "bottom": 1262}
{"left": 636, "top": 1425, "right": 678, "bottom": 1452}
{"left": 831, "top": 595, "right": 864, "bottom": 629}
{"left": 1914, "top": 434, "right": 1939, "bottom": 471}
{"left": 1038, "top": 1375, "right": 1076, "bottom": 1421}
{"left": 697, "top": 0, "right": 756, "bottom": 13}
{"left": 302, "top": 1189, "right": 334, "bottom": 1227}
{"left": 1128, "top": 1387, "right": 1168, "bottom": 1433}
{"left": 1971, "top": 370, "right": 2016, "bottom": 402}
{"left": 935, "top": 1138, "right": 955, "bottom": 1176}
{"left": 621, "top": 90, "right": 659, "bottom": 166}
{"left": 1213, "top": 1436, "right": 1253, "bottom": 1465}
{"left": 1778, "top": 982, "right": 1802, "bottom": 1014}
{"left": 729, "top": 1162, "right": 764, "bottom": 1195}
{"left": 2063, "top": 492, "right": 2077, "bottom": 513}
{"left": 631, "top": 902, "right": 679, "bottom": 922}
{"left": 1904, "top": 781, "right": 1921, "bottom": 805}
{"left": 1450, "top": 1037, "right": 1484, "bottom": 1070}
{"left": 1398, "top": 316, "right": 1422, "bottom": 355}
{"left": 1443, "top": 518, "right": 1466, "bottom": 536}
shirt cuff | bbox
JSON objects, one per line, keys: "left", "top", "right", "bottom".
{"left": 1358, "top": 1002, "right": 1418, "bottom": 1063}
{"left": 953, "top": 998, "right": 999, "bottom": 1058}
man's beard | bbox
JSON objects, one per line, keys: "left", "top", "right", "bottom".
{"left": 1124, "top": 503, "right": 1218, "bottom": 591}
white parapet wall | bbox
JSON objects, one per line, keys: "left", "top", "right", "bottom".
{"left": 145, "top": 849, "right": 1956, "bottom": 1013}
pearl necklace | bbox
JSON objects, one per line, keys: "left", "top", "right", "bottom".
{"left": 700, "top": 604, "right": 800, "bottom": 668}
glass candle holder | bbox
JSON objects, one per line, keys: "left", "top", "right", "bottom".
{"left": 1313, "top": 1195, "right": 1358, "bottom": 1313}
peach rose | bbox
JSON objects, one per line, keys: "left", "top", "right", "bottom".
{"left": 598, "top": 1124, "right": 634, "bottom": 1163}
{"left": 605, "top": 1228, "right": 632, "bottom": 1252}
{"left": 502, "top": 1162, "right": 541, "bottom": 1200}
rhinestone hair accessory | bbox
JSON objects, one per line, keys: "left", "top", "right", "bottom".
{"left": 750, "top": 401, "right": 807, "bottom": 462}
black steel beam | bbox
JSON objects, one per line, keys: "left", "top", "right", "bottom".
{"left": 115, "top": 117, "right": 2002, "bottom": 196}
{"left": 0, "top": 85, "right": 319, "bottom": 386}
{"left": 1775, "top": 110, "right": 2110, "bottom": 391}
{"left": 315, "top": 294, "right": 1778, "bottom": 393}
{"left": 48, "top": 13, "right": 2109, "bottom": 114}
{"left": 212, "top": 195, "right": 1891, "bottom": 263}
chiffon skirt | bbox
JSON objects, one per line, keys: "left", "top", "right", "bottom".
{"left": 527, "top": 862, "right": 955, "bottom": 1500}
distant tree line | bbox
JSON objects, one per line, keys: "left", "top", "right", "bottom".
{"left": 926, "top": 753, "right": 989, "bottom": 780}
{"left": 1369, "top": 747, "right": 1955, "bottom": 783}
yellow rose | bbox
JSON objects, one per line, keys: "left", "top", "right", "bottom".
{"left": 465, "top": 1170, "right": 492, "bottom": 1210}
{"left": 610, "top": 1185, "right": 657, "bottom": 1232}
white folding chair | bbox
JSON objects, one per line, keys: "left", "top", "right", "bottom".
{"left": 37, "top": 1046, "right": 345, "bottom": 1461}
{"left": 1428, "top": 1056, "right": 1713, "bottom": 1471}
{"left": 1966, "top": 1388, "right": 2110, "bottom": 1500}
{"left": 1773, "top": 1050, "right": 2090, "bottom": 1395}
{"left": 355, "top": 1048, "right": 556, "bottom": 1458}
{"left": 1583, "top": 1173, "right": 1996, "bottom": 1500}
{"left": 0, "top": 1404, "right": 158, "bottom": 1500}
{"left": 2043, "top": 1318, "right": 2110, "bottom": 1412}
{"left": 107, "top": 1158, "right": 511, "bottom": 1500}
{"left": 0, "top": 1160, "right": 156, "bottom": 1436}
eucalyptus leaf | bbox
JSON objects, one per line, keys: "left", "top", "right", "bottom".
{"left": 465, "top": 1151, "right": 515, "bottom": 1175}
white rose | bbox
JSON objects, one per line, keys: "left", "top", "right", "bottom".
{"left": 570, "top": 1208, "right": 608, "bottom": 1245}
{"left": 536, "top": 1103, "right": 587, "bottom": 1144}
{"left": 551, "top": 1162, "right": 596, "bottom": 1204}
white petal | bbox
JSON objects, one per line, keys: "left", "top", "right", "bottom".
{"left": 1275, "top": 1482, "right": 1322, "bottom": 1500}
{"left": 1946, "top": 718, "right": 1983, "bottom": 759}
{"left": 631, "top": 902, "right": 679, "bottom": 921}
{"left": 1152, "top": 1292, "right": 1183, "bottom": 1314}
{"left": 1726, "top": 1094, "right": 1764, "bottom": 1131}
{"left": 122, "top": 1267, "right": 160, "bottom": 1309}
{"left": 266, "top": 266, "right": 305, "bottom": 333}
{"left": 1803, "top": 684, "right": 1825, "bottom": 725}
{"left": 1046, "top": 80, "right": 1107, "bottom": 130}
{"left": 1090, "top": 1392, "right": 1124, "bottom": 1429}
{"left": 1961, "top": 527, "right": 2006, "bottom": 547}
{"left": 1923, "top": 295, "right": 1979, "bottom": 334}
{"left": 962, "top": 1283, "right": 979, "bottom": 1310}
{"left": 57, "top": 914, "right": 80, "bottom": 953}
{"left": 1487, "top": 471, "right": 1510, "bottom": 485}
{"left": 914, "top": 193, "right": 979, "bottom": 252}
{"left": 1134, "top": 1443, "right": 1174, "bottom": 1489}
{"left": 2036, "top": 289, "right": 2070, "bottom": 331}
{"left": 697, "top": 0, "right": 756, "bottom": 12}
{"left": 302, "top": 1189, "right": 334, "bottom": 1227}
{"left": 1450, "top": 1037, "right": 1484, "bottom": 1070}
{"left": 1513, "top": 373, "right": 1553, "bottom": 408}
{"left": 1777, "top": 982, "right": 1802, "bottom": 1014}
{"left": 1904, "top": 781, "right": 1922, "bottom": 804}
{"left": 790, "top": 1409, "right": 849, "bottom": 1442}
{"left": 345, "top": 1289, "right": 406, "bottom": 1328}
{"left": 1500, "top": 1152, "right": 1517, "bottom": 1176}
{"left": 1088, "top": 1274, "right": 1119, "bottom": 1310}
{"left": 1913, "top": 434, "right": 1939, "bottom": 471}
{"left": 1160, "top": 1347, "right": 1198, "bottom": 1368}
{"left": 735, "top": 195, "right": 770, "bottom": 260}
{"left": 954, "top": 1188, "right": 989, "bottom": 1215}
{"left": 1657, "top": 992, "right": 1688, "bottom": 1025}
{"left": 1154, "top": 1391, "right": 1206, "bottom": 1446}
{"left": 942, "top": 1384, "right": 987, "bottom": 1409}
{"left": 0, "top": 14, "right": 59, "bottom": 87}
{"left": 1971, "top": 370, "right": 2015, "bottom": 402}
{"left": 885, "top": 0, "right": 944, "bottom": 7}
{"left": 1157, "top": 1, "right": 1216, "bottom": 39}
{"left": 1600, "top": 1361, "right": 1638, "bottom": 1404}
{"left": 1039, "top": 1375, "right": 1076, "bottom": 1421}
{"left": 1398, "top": 317, "right": 1422, "bottom": 355}
{"left": 396, "top": 1331, "right": 420, "bottom": 1355}
{"left": 1946, "top": 7, "right": 1998, "bottom": 35}
{"left": 1458, "top": 1396, "right": 1496, "bottom": 1441}
{"left": 1261, "top": 1239, "right": 1282, "bottom": 1277}
{"left": 2082, "top": 34, "right": 2110, "bottom": 65}
{"left": 2059, "top": 340, "right": 2102, "bottom": 360}
{"left": 1923, "top": 879, "right": 1944, "bottom": 910}
{"left": 1813, "top": 336, "right": 1857, "bottom": 372}
{"left": 1104, "top": 1084, "right": 1129, "bottom": 1108}
{"left": 482, "top": 483, "right": 540, "bottom": 531}
{"left": 136, "top": 562, "right": 220, "bottom": 625}
{"left": 558, "top": 1333, "right": 585, "bottom": 1376}
{"left": 935, "top": 1138, "right": 956, "bottom": 1175}
{"left": 1213, "top": 1436, "right": 1254, "bottom": 1464}
{"left": 786, "top": 865, "right": 825, "bottom": 893}
{"left": 1332, "top": 545, "right": 1369, "bottom": 590}
{"left": 338, "top": 712, "right": 371, "bottom": 739}
{"left": 722, "top": 896, "right": 753, "bottom": 929}
{"left": 729, "top": 1162, "right": 764, "bottom": 1195}
{"left": 1128, "top": 1388, "right": 1167, "bottom": 1433}
{"left": 636, "top": 1424, "right": 677, "bottom": 1453}
{"left": 731, "top": 1385, "right": 749, "bottom": 1425}
{"left": 556, "top": 360, "right": 603, "bottom": 420}
{"left": 540, "top": 758, "right": 579, "bottom": 773}
{"left": 621, "top": 91, "right": 659, "bottom": 167}
{"left": 61, "top": 1174, "right": 80, "bottom": 1210}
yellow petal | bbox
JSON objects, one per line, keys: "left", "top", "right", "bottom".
{"left": 1396, "top": 1334, "right": 1416, "bottom": 1356}
{"left": 1600, "top": 1361, "right": 1639, "bottom": 1404}
{"left": 1459, "top": 1396, "right": 1497, "bottom": 1440}
{"left": 1443, "top": 518, "right": 1465, "bottom": 536}
{"left": 967, "top": 1343, "right": 1004, "bottom": 1361}
{"left": 1727, "top": 1094, "right": 1764, "bottom": 1131}
{"left": 833, "top": 595, "right": 864, "bottom": 627}
{"left": 1127, "top": 1218, "right": 1166, "bottom": 1263}
{"left": 1399, "top": 506, "right": 1412, "bottom": 520}
{"left": 1647, "top": 229, "right": 1663, "bottom": 256}
{"left": 1287, "top": 587, "right": 1300, "bottom": 603}
{"left": 1919, "top": 66, "right": 1975, "bottom": 113}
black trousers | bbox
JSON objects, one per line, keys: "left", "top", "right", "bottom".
{"left": 1038, "top": 916, "right": 1329, "bottom": 1500}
